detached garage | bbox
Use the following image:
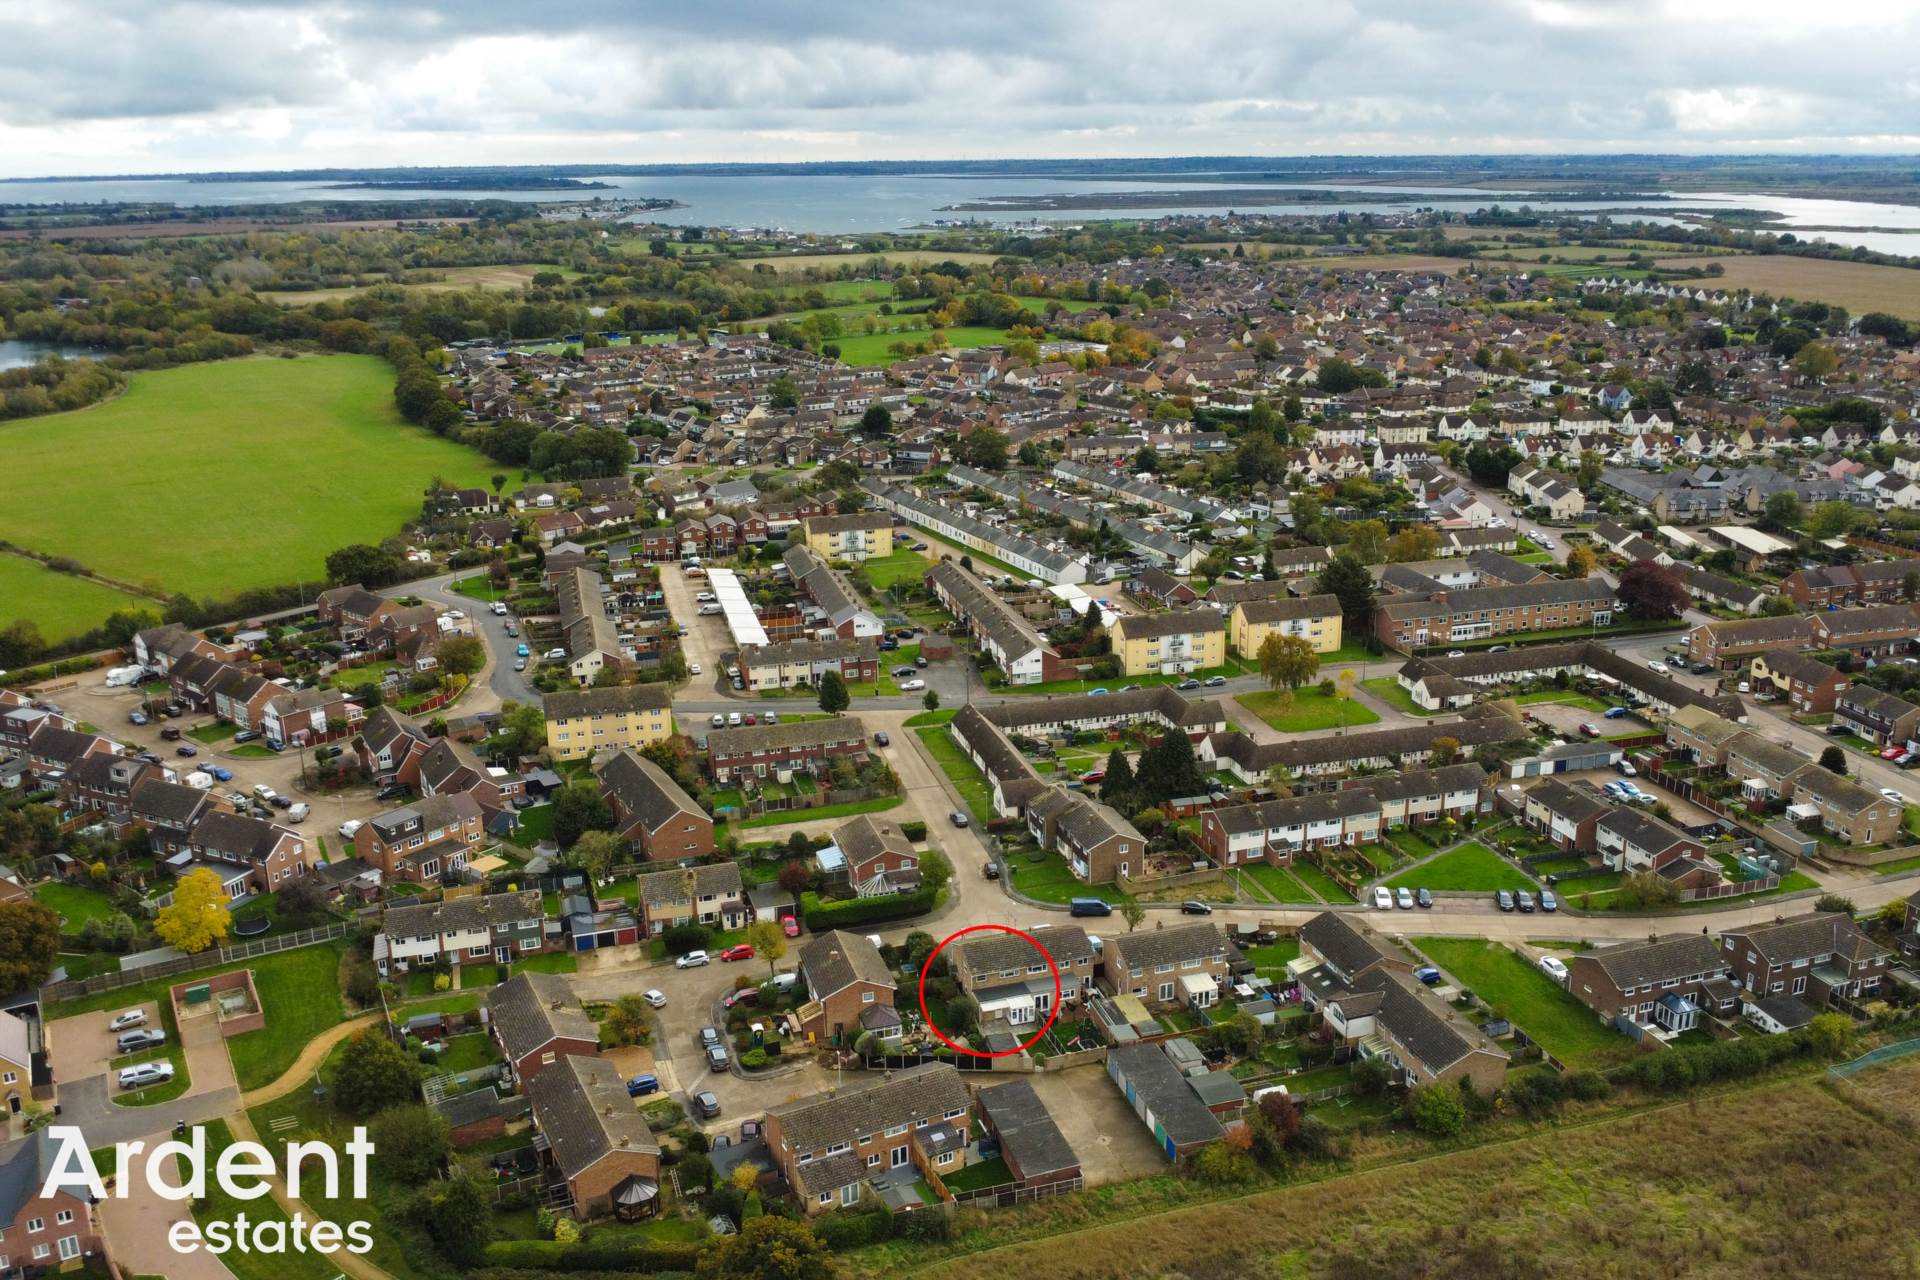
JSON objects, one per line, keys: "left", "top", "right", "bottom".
{"left": 1507, "top": 740, "right": 1624, "bottom": 778}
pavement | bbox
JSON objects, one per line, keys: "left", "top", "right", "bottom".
{"left": 101, "top": 1167, "right": 240, "bottom": 1280}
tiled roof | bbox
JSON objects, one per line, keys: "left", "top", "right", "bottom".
{"left": 798, "top": 929, "right": 894, "bottom": 998}
{"left": 490, "top": 971, "right": 598, "bottom": 1062}
{"left": 767, "top": 1062, "right": 970, "bottom": 1154}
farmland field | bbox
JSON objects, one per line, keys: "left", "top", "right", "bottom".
{"left": 0, "top": 357, "right": 495, "bottom": 617}
{"left": 0, "top": 551, "right": 154, "bottom": 640}
{"left": 732, "top": 249, "right": 1014, "bottom": 273}
{"left": 1670, "top": 255, "right": 1920, "bottom": 321}
{"left": 861, "top": 1078, "right": 1920, "bottom": 1280}
{"left": 259, "top": 263, "right": 576, "bottom": 304}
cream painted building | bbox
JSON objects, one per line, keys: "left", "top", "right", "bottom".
{"left": 799, "top": 512, "right": 895, "bottom": 563}
{"left": 1228, "top": 592, "right": 1343, "bottom": 659}
{"left": 1110, "top": 608, "right": 1227, "bottom": 676}
{"left": 543, "top": 684, "right": 673, "bottom": 760}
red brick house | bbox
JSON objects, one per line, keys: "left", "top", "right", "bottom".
{"left": 705, "top": 717, "right": 869, "bottom": 786}
{"left": 821, "top": 814, "right": 920, "bottom": 897}
{"left": 797, "top": 930, "right": 896, "bottom": 1046}
{"left": 763, "top": 1063, "right": 972, "bottom": 1214}
{"left": 0, "top": 1130, "right": 106, "bottom": 1273}
{"left": 353, "top": 792, "right": 488, "bottom": 884}
{"left": 598, "top": 750, "right": 715, "bottom": 861}
{"left": 1719, "top": 912, "right": 1892, "bottom": 1010}
{"left": 181, "top": 810, "right": 309, "bottom": 895}
{"left": 490, "top": 971, "right": 601, "bottom": 1090}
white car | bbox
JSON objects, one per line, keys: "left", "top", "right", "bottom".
{"left": 338, "top": 819, "right": 364, "bottom": 840}
{"left": 1881, "top": 788, "right": 1905, "bottom": 805}
{"left": 108, "top": 1009, "right": 146, "bottom": 1032}
{"left": 1372, "top": 886, "right": 1393, "bottom": 910}
{"left": 642, "top": 989, "right": 667, "bottom": 1008}
{"left": 899, "top": 678, "right": 926, "bottom": 691}
{"left": 1537, "top": 955, "right": 1570, "bottom": 984}
{"left": 118, "top": 1061, "right": 174, "bottom": 1090}
{"left": 675, "top": 950, "right": 710, "bottom": 969}
{"left": 252, "top": 783, "right": 277, "bottom": 800}
{"left": 688, "top": 662, "right": 702, "bottom": 675}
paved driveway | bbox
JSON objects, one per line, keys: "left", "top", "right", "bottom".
{"left": 177, "top": 1011, "right": 238, "bottom": 1098}
{"left": 48, "top": 1002, "right": 161, "bottom": 1085}
{"left": 1023, "top": 1065, "right": 1167, "bottom": 1186}
{"left": 101, "top": 1164, "right": 239, "bottom": 1280}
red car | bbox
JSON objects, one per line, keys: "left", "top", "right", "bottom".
{"left": 780, "top": 914, "right": 801, "bottom": 938}
{"left": 720, "top": 943, "right": 755, "bottom": 962}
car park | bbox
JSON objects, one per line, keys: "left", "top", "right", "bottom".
{"left": 1179, "top": 900, "right": 1213, "bottom": 915}
{"left": 675, "top": 950, "right": 710, "bottom": 969}
{"left": 1372, "top": 886, "right": 1392, "bottom": 909}
{"left": 1395, "top": 887, "right": 1414, "bottom": 909}
{"left": 1496, "top": 889, "right": 1515, "bottom": 912}
{"left": 108, "top": 1009, "right": 146, "bottom": 1032}
{"left": 1416, "top": 888, "right": 1433, "bottom": 908}
{"left": 625, "top": 1073, "right": 660, "bottom": 1097}
{"left": 1537, "top": 955, "right": 1569, "bottom": 983}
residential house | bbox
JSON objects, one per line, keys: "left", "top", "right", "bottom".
{"left": 489, "top": 971, "right": 601, "bottom": 1089}
{"left": 1374, "top": 579, "right": 1614, "bottom": 652}
{"left": 633, "top": 862, "right": 747, "bottom": 938}
{"left": 1567, "top": 934, "right": 1739, "bottom": 1031}
{"left": 597, "top": 750, "right": 715, "bottom": 863}
{"left": 705, "top": 717, "right": 869, "bottom": 786}
{"left": 1099, "top": 923, "right": 1229, "bottom": 1010}
{"left": 1226, "top": 593, "right": 1343, "bottom": 660}
{"left": 1747, "top": 651, "right": 1848, "bottom": 714}
{"left": 544, "top": 684, "right": 674, "bottom": 760}
{"left": 1786, "top": 763, "right": 1901, "bottom": 846}
{"left": 376, "top": 890, "right": 547, "bottom": 975}
{"left": 948, "top": 924, "right": 1097, "bottom": 1026}
{"left": 1321, "top": 967, "right": 1509, "bottom": 1094}
{"left": 818, "top": 814, "right": 920, "bottom": 898}
{"left": 763, "top": 1063, "right": 973, "bottom": 1214}
{"left": 1519, "top": 777, "right": 1611, "bottom": 854}
{"left": 1833, "top": 685, "right": 1920, "bottom": 747}
{"left": 1108, "top": 609, "right": 1227, "bottom": 676}
{"left": 1025, "top": 787, "right": 1147, "bottom": 886}
{"left": 179, "top": 810, "right": 309, "bottom": 896}
{"left": 527, "top": 1055, "right": 662, "bottom": 1220}
{"left": 740, "top": 637, "right": 880, "bottom": 692}
{"left": 352, "top": 792, "right": 488, "bottom": 884}
{"left": 1685, "top": 614, "right": 1810, "bottom": 668}
{"left": 0, "top": 1129, "right": 105, "bottom": 1273}
{"left": 797, "top": 930, "right": 898, "bottom": 1046}
{"left": 1718, "top": 912, "right": 1891, "bottom": 1013}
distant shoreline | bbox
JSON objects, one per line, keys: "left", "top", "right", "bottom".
{"left": 319, "top": 178, "right": 616, "bottom": 192}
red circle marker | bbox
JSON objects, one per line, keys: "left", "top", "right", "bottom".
{"left": 919, "top": 924, "right": 1061, "bottom": 1059}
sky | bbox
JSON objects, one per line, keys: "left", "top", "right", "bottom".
{"left": 4, "top": 0, "right": 1919, "bottom": 176}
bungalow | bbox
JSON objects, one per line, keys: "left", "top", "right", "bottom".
{"left": 818, "top": 814, "right": 920, "bottom": 898}
{"left": 946, "top": 706, "right": 1049, "bottom": 818}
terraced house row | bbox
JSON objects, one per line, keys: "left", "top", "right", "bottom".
{"left": 1199, "top": 764, "right": 1492, "bottom": 867}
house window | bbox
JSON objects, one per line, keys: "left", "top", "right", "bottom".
{"left": 53, "top": 1213, "right": 70, "bottom": 1227}
{"left": 1, "top": 1072, "right": 14, "bottom": 1085}
{"left": 862, "top": 991, "right": 876, "bottom": 1003}
{"left": 1159, "top": 983, "right": 1174, "bottom": 1001}
{"left": 32, "top": 1245, "right": 49, "bottom": 1262}
{"left": 540, "top": 1052, "right": 556, "bottom": 1065}
{"left": 26, "top": 1220, "right": 42, "bottom": 1234}
{"left": 57, "top": 1237, "right": 79, "bottom": 1262}
{"left": 938, "top": 1151, "right": 954, "bottom": 1165}
{"left": 891, "top": 1145, "right": 910, "bottom": 1168}
{"left": 840, "top": 1184, "right": 859, "bottom": 1207}
{"left": 818, "top": 1192, "right": 833, "bottom": 1205}
{"left": 866, "top": 1153, "right": 881, "bottom": 1167}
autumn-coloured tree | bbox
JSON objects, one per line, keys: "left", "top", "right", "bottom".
{"left": 154, "top": 867, "right": 232, "bottom": 953}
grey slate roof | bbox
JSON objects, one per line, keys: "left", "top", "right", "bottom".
{"left": 767, "top": 1061, "right": 971, "bottom": 1155}
{"left": 634, "top": 861, "right": 743, "bottom": 909}
{"left": 1106, "top": 1043, "right": 1224, "bottom": 1147}
{"left": 1299, "top": 912, "right": 1392, "bottom": 980}
{"left": 1582, "top": 933, "right": 1726, "bottom": 989}
{"left": 799, "top": 929, "right": 894, "bottom": 999}
{"left": 1105, "top": 922, "right": 1226, "bottom": 971}
{"left": 544, "top": 684, "right": 672, "bottom": 719}
{"left": 490, "top": 971, "right": 598, "bottom": 1062}
{"left": 598, "top": 749, "right": 704, "bottom": 835}
{"left": 382, "top": 888, "right": 543, "bottom": 939}
{"left": 954, "top": 924, "right": 1094, "bottom": 974}
{"left": 528, "top": 1053, "right": 659, "bottom": 1180}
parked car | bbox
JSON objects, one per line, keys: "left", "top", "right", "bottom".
{"left": 1087, "top": 687, "right": 1109, "bottom": 696}
{"left": 699, "top": 1025, "right": 722, "bottom": 1049}
{"left": 1177, "top": 678, "right": 1202, "bottom": 690}
{"left": 705, "top": 1044, "right": 730, "bottom": 1072}
{"left": 174, "top": 744, "right": 198, "bottom": 757}
{"left": 1496, "top": 889, "right": 1515, "bottom": 912}
{"left": 128, "top": 711, "right": 149, "bottom": 726}
{"left": 1666, "top": 654, "right": 1687, "bottom": 669}
{"left": 892, "top": 665, "right": 917, "bottom": 678}
{"left": 1413, "top": 965, "right": 1443, "bottom": 986}
{"left": 722, "top": 988, "right": 757, "bottom": 1009}
{"left": 1204, "top": 676, "right": 1228, "bottom": 687}
{"left": 1372, "top": 886, "right": 1393, "bottom": 909}
{"left": 694, "top": 1089, "right": 722, "bottom": 1117}
{"left": 338, "top": 819, "right": 364, "bottom": 840}
{"left": 513, "top": 659, "right": 526, "bottom": 672}
{"left": 117, "top": 1028, "right": 166, "bottom": 1053}
{"left": 873, "top": 731, "right": 890, "bottom": 747}
{"left": 982, "top": 860, "right": 1000, "bottom": 881}
{"left": 675, "top": 950, "right": 710, "bottom": 969}
{"left": 781, "top": 914, "right": 801, "bottom": 937}
{"left": 286, "top": 802, "right": 309, "bottom": 823}
{"left": 899, "top": 678, "right": 926, "bottom": 691}
{"left": 1539, "top": 889, "right": 1559, "bottom": 913}
{"left": 711, "top": 713, "right": 726, "bottom": 728}
{"left": 1179, "top": 900, "right": 1214, "bottom": 915}
{"left": 727, "top": 712, "right": 742, "bottom": 727}
{"left": 1537, "top": 955, "right": 1569, "bottom": 983}
{"left": 688, "top": 662, "right": 702, "bottom": 675}
{"left": 1080, "top": 769, "right": 1105, "bottom": 784}
{"left": 252, "top": 783, "right": 277, "bottom": 799}
{"left": 1395, "top": 887, "right": 1415, "bottom": 910}
{"left": 270, "top": 795, "right": 293, "bottom": 810}
{"left": 720, "top": 944, "right": 755, "bottom": 962}
{"left": 199, "top": 764, "right": 232, "bottom": 781}
{"left": 1603, "top": 706, "right": 1629, "bottom": 719}
{"left": 118, "top": 1062, "right": 174, "bottom": 1090}
{"left": 1416, "top": 888, "right": 1433, "bottom": 909}
{"left": 491, "top": 601, "right": 509, "bottom": 616}
{"left": 1516, "top": 890, "right": 1537, "bottom": 913}
{"left": 1881, "top": 787, "right": 1906, "bottom": 804}
{"left": 1579, "top": 722, "right": 1601, "bottom": 738}
{"left": 233, "top": 730, "right": 260, "bottom": 744}
{"left": 1617, "top": 760, "right": 1638, "bottom": 777}
{"left": 516, "top": 643, "right": 530, "bottom": 657}
{"left": 950, "top": 810, "right": 970, "bottom": 828}
{"left": 1827, "top": 723, "right": 1854, "bottom": 736}
{"left": 108, "top": 1010, "right": 147, "bottom": 1032}
{"left": 376, "top": 784, "right": 411, "bottom": 801}
{"left": 1447, "top": 649, "right": 1466, "bottom": 658}
{"left": 159, "top": 726, "right": 183, "bottom": 741}
{"left": 743, "top": 712, "right": 758, "bottom": 727}
{"left": 625, "top": 1073, "right": 661, "bottom": 1097}
{"left": 914, "top": 656, "right": 928, "bottom": 668}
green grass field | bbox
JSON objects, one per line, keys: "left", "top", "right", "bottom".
{"left": 1414, "top": 937, "right": 1631, "bottom": 1070}
{"left": 1385, "top": 842, "right": 1537, "bottom": 893}
{"left": 833, "top": 325, "right": 1015, "bottom": 366}
{"left": 0, "top": 553, "right": 154, "bottom": 639}
{"left": 858, "top": 546, "right": 938, "bottom": 589}
{"left": 33, "top": 880, "right": 117, "bottom": 933}
{"left": 1237, "top": 862, "right": 1321, "bottom": 904}
{"left": 1239, "top": 688, "right": 1380, "bottom": 732}
{"left": 0, "top": 357, "right": 494, "bottom": 622}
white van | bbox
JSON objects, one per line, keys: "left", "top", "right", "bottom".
{"left": 286, "top": 802, "right": 310, "bottom": 823}
{"left": 104, "top": 665, "right": 146, "bottom": 688}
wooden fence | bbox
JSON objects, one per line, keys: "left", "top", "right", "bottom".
{"left": 40, "top": 921, "right": 352, "bottom": 1003}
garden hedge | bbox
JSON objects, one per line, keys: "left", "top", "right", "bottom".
{"left": 799, "top": 886, "right": 937, "bottom": 929}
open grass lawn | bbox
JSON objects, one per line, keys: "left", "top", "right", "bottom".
{"left": 866, "top": 1076, "right": 1920, "bottom": 1280}
{"left": 734, "top": 793, "right": 904, "bottom": 829}
{"left": 834, "top": 325, "right": 1019, "bottom": 367}
{"left": 1004, "top": 662, "right": 1247, "bottom": 697}
{"left": 1238, "top": 862, "right": 1320, "bottom": 904}
{"left": 1243, "top": 939, "right": 1301, "bottom": 976}
{"left": 260, "top": 263, "right": 577, "bottom": 305}
{"left": 1384, "top": 842, "right": 1536, "bottom": 893}
{"left": 224, "top": 942, "right": 349, "bottom": 1090}
{"left": 33, "top": 880, "right": 117, "bottom": 933}
{"left": 1290, "top": 860, "right": 1357, "bottom": 903}
{"left": 0, "top": 357, "right": 494, "bottom": 619}
{"left": 1513, "top": 689, "right": 1614, "bottom": 712}
{"left": 1006, "top": 849, "right": 1129, "bottom": 905}
{"left": 943, "top": 1154, "right": 1013, "bottom": 1193}
{"left": 0, "top": 552, "right": 154, "bottom": 641}
{"left": 513, "top": 802, "right": 554, "bottom": 844}
{"left": 1238, "top": 688, "right": 1380, "bottom": 733}
{"left": 915, "top": 725, "right": 996, "bottom": 824}
{"left": 428, "top": 1031, "right": 500, "bottom": 1076}
{"left": 1359, "top": 677, "right": 1439, "bottom": 716}
{"left": 857, "top": 546, "right": 937, "bottom": 589}
{"left": 187, "top": 720, "right": 237, "bottom": 743}
{"left": 182, "top": 1120, "right": 343, "bottom": 1280}
{"left": 510, "top": 951, "right": 578, "bottom": 975}
{"left": 1414, "top": 937, "right": 1630, "bottom": 1070}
